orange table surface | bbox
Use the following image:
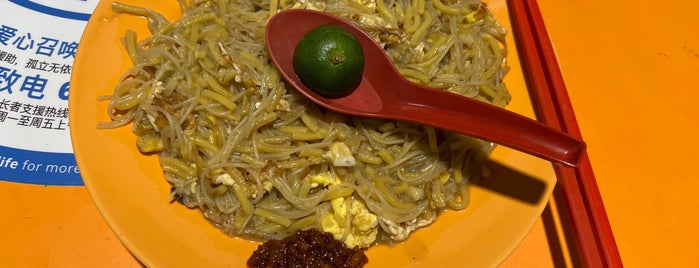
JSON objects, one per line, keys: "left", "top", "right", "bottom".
{"left": 2, "top": 1, "right": 698, "bottom": 267}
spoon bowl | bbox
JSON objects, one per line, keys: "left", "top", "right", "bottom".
{"left": 265, "top": 9, "right": 585, "bottom": 167}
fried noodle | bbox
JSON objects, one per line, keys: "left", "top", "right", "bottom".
{"left": 101, "top": 0, "right": 510, "bottom": 248}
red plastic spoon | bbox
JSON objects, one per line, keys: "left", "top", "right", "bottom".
{"left": 265, "top": 9, "right": 585, "bottom": 167}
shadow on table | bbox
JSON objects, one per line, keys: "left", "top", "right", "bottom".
{"left": 474, "top": 159, "right": 581, "bottom": 267}
{"left": 475, "top": 159, "right": 548, "bottom": 205}
{"left": 542, "top": 187, "right": 585, "bottom": 267}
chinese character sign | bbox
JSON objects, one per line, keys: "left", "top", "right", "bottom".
{"left": 1, "top": 0, "right": 99, "bottom": 185}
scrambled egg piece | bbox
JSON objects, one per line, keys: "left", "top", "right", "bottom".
{"left": 356, "top": 0, "right": 376, "bottom": 9}
{"left": 324, "top": 142, "right": 356, "bottom": 167}
{"left": 143, "top": 81, "right": 165, "bottom": 131}
{"left": 380, "top": 212, "right": 436, "bottom": 241}
{"left": 290, "top": 0, "right": 325, "bottom": 10}
{"left": 321, "top": 197, "right": 379, "bottom": 248}
{"left": 136, "top": 134, "right": 164, "bottom": 153}
{"left": 305, "top": 171, "right": 379, "bottom": 248}
{"left": 250, "top": 180, "right": 274, "bottom": 199}
{"left": 308, "top": 172, "right": 340, "bottom": 188}
{"left": 253, "top": 99, "right": 290, "bottom": 112}
{"left": 214, "top": 173, "right": 235, "bottom": 186}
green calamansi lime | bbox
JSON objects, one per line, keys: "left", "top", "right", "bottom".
{"left": 293, "top": 25, "right": 364, "bottom": 98}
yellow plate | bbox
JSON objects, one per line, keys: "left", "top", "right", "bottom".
{"left": 69, "top": 0, "right": 556, "bottom": 267}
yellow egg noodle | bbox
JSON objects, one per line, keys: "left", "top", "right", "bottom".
{"left": 100, "top": 0, "right": 510, "bottom": 248}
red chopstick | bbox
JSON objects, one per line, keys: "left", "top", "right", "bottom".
{"left": 506, "top": 0, "right": 623, "bottom": 267}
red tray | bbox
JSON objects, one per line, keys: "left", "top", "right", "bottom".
{"left": 508, "top": 0, "right": 623, "bottom": 266}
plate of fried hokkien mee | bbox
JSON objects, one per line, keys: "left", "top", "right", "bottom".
{"left": 69, "top": 0, "right": 558, "bottom": 267}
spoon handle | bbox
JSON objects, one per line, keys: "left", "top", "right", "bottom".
{"left": 388, "top": 82, "right": 585, "bottom": 167}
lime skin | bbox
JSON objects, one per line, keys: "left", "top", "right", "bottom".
{"left": 293, "top": 25, "right": 365, "bottom": 98}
